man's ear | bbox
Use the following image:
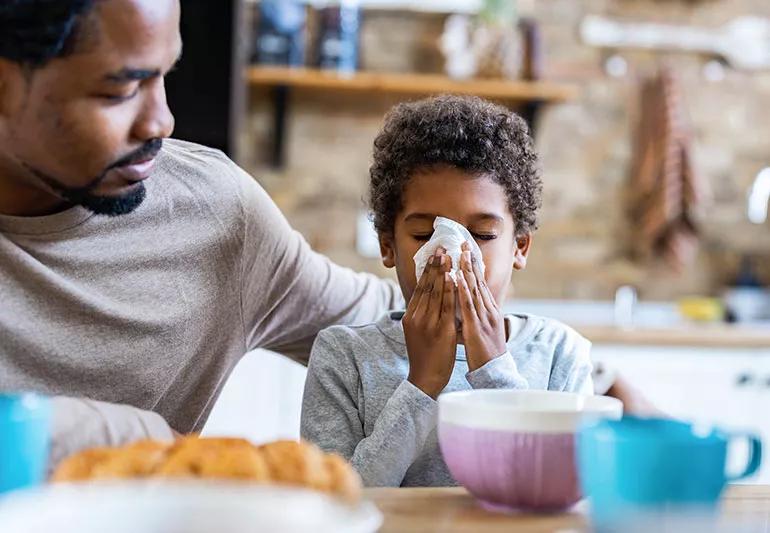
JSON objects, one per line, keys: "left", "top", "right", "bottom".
{"left": 0, "top": 58, "right": 29, "bottom": 120}
{"left": 0, "top": 60, "right": 9, "bottom": 118}
{"left": 513, "top": 232, "right": 533, "bottom": 271}
{"left": 0, "top": 59, "right": 22, "bottom": 119}
{"left": 379, "top": 233, "right": 396, "bottom": 269}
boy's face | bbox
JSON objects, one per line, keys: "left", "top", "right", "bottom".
{"left": 379, "top": 165, "right": 532, "bottom": 305}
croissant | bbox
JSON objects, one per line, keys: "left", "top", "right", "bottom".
{"left": 51, "top": 437, "right": 361, "bottom": 502}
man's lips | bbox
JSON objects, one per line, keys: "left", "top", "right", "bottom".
{"left": 110, "top": 157, "right": 157, "bottom": 183}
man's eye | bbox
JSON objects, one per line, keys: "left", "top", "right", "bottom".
{"left": 413, "top": 234, "right": 433, "bottom": 241}
{"left": 472, "top": 233, "right": 498, "bottom": 242}
{"left": 98, "top": 89, "right": 139, "bottom": 103}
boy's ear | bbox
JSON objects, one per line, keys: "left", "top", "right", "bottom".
{"left": 513, "top": 232, "right": 533, "bottom": 271}
{"left": 379, "top": 233, "right": 396, "bottom": 269}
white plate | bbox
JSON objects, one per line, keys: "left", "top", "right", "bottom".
{"left": 0, "top": 481, "right": 382, "bottom": 533}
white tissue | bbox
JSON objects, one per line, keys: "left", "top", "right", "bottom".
{"left": 413, "top": 216, "right": 486, "bottom": 285}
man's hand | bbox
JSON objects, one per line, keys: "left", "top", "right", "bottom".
{"left": 606, "top": 376, "right": 666, "bottom": 417}
{"left": 457, "top": 242, "right": 507, "bottom": 371}
{"left": 403, "top": 248, "right": 457, "bottom": 399}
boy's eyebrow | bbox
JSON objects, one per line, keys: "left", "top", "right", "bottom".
{"left": 404, "top": 213, "right": 505, "bottom": 223}
{"left": 469, "top": 213, "right": 505, "bottom": 223}
{"left": 403, "top": 213, "right": 437, "bottom": 222}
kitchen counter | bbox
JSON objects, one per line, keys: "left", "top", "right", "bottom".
{"left": 504, "top": 299, "right": 770, "bottom": 349}
{"left": 576, "top": 323, "right": 770, "bottom": 349}
{"left": 365, "top": 485, "right": 770, "bottom": 532}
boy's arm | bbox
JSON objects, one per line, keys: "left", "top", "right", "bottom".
{"left": 300, "top": 330, "right": 437, "bottom": 487}
{"left": 464, "top": 351, "right": 530, "bottom": 390}
{"left": 465, "top": 321, "right": 594, "bottom": 394}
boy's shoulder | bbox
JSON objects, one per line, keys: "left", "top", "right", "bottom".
{"left": 508, "top": 313, "right": 591, "bottom": 358}
{"left": 313, "top": 311, "right": 406, "bottom": 359}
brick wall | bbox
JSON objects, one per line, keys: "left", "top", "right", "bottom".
{"left": 240, "top": 0, "right": 770, "bottom": 300}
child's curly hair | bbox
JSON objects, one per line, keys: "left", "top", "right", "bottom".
{"left": 368, "top": 94, "right": 542, "bottom": 237}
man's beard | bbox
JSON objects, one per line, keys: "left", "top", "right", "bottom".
{"left": 60, "top": 182, "right": 147, "bottom": 217}
{"left": 24, "top": 139, "right": 162, "bottom": 217}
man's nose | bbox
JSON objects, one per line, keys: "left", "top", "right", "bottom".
{"left": 131, "top": 78, "right": 175, "bottom": 142}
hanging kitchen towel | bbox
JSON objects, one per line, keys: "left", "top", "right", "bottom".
{"left": 629, "top": 67, "right": 709, "bottom": 272}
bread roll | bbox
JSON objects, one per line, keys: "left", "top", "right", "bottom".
{"left": 51, "top": 437, "right": 361, "bottom": 502}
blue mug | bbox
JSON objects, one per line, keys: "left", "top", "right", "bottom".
{"left": 0, "top": 394, "right": 52, "bottom": 493}
{"left": 578, "top": 417, "right": 762, "bottom": 529}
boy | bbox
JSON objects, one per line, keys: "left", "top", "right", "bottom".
{"left": 301, "top": 95, "right": 593, "bottom": 487}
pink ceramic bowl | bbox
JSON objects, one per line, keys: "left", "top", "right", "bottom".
{"left": 438, "top": 390, "right": 623, "bottom": 513}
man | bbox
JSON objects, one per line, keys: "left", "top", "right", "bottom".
{"left": 0, "top": 0, "right": 401, "bottom": 465}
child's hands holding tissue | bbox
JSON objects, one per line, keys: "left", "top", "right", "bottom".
{"left": 457, "top": 242, "right": 507, "bottom": 371}
{"left": 403, "top": 248, "right": 458, "bottom": 399}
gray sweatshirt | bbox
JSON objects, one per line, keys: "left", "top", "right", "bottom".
{"left": 300, "top": 311, "right": 593, "bottom": 487}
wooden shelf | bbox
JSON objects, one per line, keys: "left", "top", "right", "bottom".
{"left": 246, "top": 66, "right": 579, "bottom": 103}
{"left": 247, "top": 64, "right": 578, "bottom": 168}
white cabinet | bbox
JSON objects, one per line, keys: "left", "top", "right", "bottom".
{"left": 203, "top": 350, "right": 307, "bottom": 444}
{"left": 593, "top": 345, "right": 770, "bottom": 484}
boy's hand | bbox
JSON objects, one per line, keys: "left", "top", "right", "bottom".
{"left": 403, "top": 248, "right": 457, "bottom": 399}
{"left": 458, "top": 242, "right": 507, "bottom": 371}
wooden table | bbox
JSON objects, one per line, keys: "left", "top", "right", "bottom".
{"left": 365, "top": 485, "right": 770, "bottom": 532}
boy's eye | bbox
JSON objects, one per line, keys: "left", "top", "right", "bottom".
{"left": 413, "top": 232, "right": 497, "bottom": 242}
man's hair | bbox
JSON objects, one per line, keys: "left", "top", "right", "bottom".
{"left": 0, "top": 0, "right": 96, "bottom": 67}
{"left": 368, "top": 94, "right": 542, "bottom": 237}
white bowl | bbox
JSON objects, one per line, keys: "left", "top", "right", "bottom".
{"left": 439, "top": 389, "right": 623, "bottom": 433}
{"left": 0, "top": 481, "right": 382, "bottom": 533}
{"left": 438, "top": 390, "right": 623, "bottom": 512}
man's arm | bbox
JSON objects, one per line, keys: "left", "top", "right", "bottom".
{"left": 49, "top": 396, "right": 174, "bottom": 472}
{"left": 232, "top": 164, "right": 403, "bottom": 365}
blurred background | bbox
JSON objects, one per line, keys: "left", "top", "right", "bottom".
{"left": 165, "top": 0, "right": 770, "bottom": 482}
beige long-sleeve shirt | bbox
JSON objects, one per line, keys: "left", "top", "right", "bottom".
{"left": 0, "top": 139, "right": 401, "bottom": 465}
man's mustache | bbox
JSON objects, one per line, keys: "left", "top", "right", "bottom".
{"left": 22, "top": 138, "right": 164, "bottom": 200}
{"left": 109, "top": 138, "right": 163, "bottom": 170}
{"left": 60, "top": 139, "right": 164, "bottom": 195}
